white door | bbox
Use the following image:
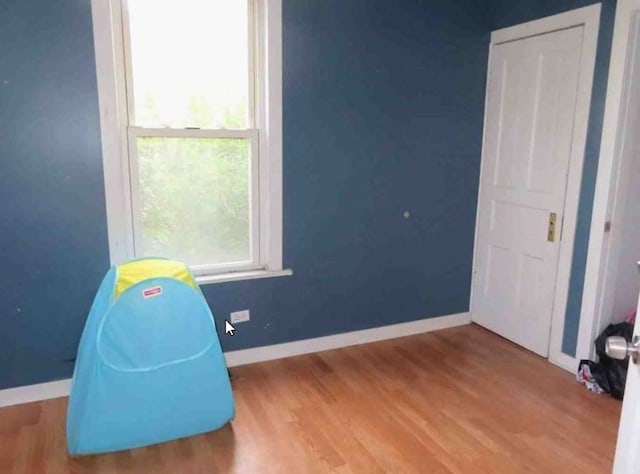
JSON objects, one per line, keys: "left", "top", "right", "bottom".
{"left": 472, "top": 26, "right": 584, "bottom": 356}
{"left": 612, "top": 282, "right": 640, "bottom": 473}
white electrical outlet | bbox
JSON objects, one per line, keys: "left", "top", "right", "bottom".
{"left": 230, "top": 310, "right": 250, "bottom": 324}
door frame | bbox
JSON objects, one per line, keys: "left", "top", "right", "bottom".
{"left": 471, "top": 4, "right": 601, "bottom": 371}
{"left": 580, "top": 0, "right": 640, "bottom": 370}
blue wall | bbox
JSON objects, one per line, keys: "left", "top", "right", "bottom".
{"left": 485, "top": 0, "right": 617, "bottom": 356}
{"left": 0, "top": 0, "right": 488, "bottom": 389}
{"left": 0, "top": 1, "right": 109, "bottom": 388}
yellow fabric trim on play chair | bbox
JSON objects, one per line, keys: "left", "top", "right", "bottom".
{"left": 114, "top": 259, "right": 198, "bottom": 299}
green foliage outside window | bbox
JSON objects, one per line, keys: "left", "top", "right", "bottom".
{"left": 137, "top": 134, "right": 250, "bottom": 266}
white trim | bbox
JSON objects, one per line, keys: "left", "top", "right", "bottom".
{"left": 91, "top": 0, "right": 134, "bottom": 264}
{"left": 471, "top": 5, "right": 601, "bottom": 364}
{"left": 127, "top": 125, "right": 143, "bottom": 256}
{"left": 0, "top": 312, "right": 470, "bottom": 408}
{"left": 469, "top": 40, "right": 493, "bottom": 315}
{"left": 91, "top": 0, "right": 284, "bottom": 279}
{"left": 0, "top": 379, "right": 71, "bottom": 408}
{"left": 223, "top": 312, "right": 472, "bottom": 367}
{"left": 127, "top": 127, "right": 259, "bottom": 139}
{"left": 259, "top": 0, "right": 283, "bottom": 271}
{"left": 579, "top": 0, "right": 640, "bottom": 362}
{"left": 548, "top": 4, "right": 601, "bottom": 364}
{"left": 247, "top": 0, "right": 257, "bottom": 129}
{"left": 195, "top": 267, "right": 292, "bottom": 285}
{"left": 120, "top": 0, "right": 136, "bottom": 126}
{"left": 549, "top": 351, "right": 580, "bottom": 374}
{"left": 490, "top": 4, "right": 602, "bottom": 44}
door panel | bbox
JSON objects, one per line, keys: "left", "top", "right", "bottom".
{"left": 612, "top": 284, "right": 640, "bottom": 473}
{"left": 473, "top": 27, "right": 583, "bottom": 356}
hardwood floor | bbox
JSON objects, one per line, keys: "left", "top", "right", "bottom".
{"left": 0, "top": 324, "right": 621, "bottom": 473}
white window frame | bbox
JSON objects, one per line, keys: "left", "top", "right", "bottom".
{"left": 91, "top": 0, "right": 290, "bottom": 284}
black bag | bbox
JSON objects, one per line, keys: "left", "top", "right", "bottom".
{"left": 582, "top": 322, "right": 634, "bottom": 399}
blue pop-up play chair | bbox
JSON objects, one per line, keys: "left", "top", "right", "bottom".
{"left": 67, "top": 258, "right": 234, "bottom": 455}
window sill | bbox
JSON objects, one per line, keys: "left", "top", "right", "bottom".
{"left": 195, "top": 268, "right": 293, "bottom": 286}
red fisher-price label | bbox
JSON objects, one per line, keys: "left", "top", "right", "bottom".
{"left": 142, "top": 286, "right": 163, "bottom": 298}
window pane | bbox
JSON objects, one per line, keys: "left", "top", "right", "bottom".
{"left": 136, "top": 137, "right": 252, "bottom": 266}
{"left": 127, "top": 0, "right": 250, "bottom": 129}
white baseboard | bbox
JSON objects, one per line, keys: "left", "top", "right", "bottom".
{"left": 0, "top": 312, "right": 471, "bottom": 408}
{"left": 224, "top": 312, "right": 472, "bottom": 367}
{"left": 0, "top": 378, "right": 72, "bottom": 408}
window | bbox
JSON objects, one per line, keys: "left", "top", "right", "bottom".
{"left": 92, "top": 0, "right": 287, "bottom": 282}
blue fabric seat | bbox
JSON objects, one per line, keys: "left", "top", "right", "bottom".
{"left": 67, "top": 258, "right": 234, "bottom": 455}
